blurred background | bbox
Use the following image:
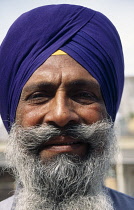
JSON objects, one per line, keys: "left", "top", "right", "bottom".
{"left": 0, "top": 0, "right": 134, "bottom": 201}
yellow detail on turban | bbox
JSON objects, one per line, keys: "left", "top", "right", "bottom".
{"left": 52, "top": 50, "right": 67, "bottom": 55}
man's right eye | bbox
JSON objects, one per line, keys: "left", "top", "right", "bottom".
{"left": 26, "top": 92, "right": 51, "bottom": 104}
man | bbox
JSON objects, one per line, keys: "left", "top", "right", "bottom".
{"left": 0, "top": 4, "right": 134, "bottom": 210}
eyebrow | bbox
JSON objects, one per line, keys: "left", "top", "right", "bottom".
{"left": 22, "top": 79, "right": 100, "bottom": 94}
{"left": 65, "top": 79, "right": 99, "bottom": 90}
{"left": 23, "top": 82, "right": 57, "bottom": 93}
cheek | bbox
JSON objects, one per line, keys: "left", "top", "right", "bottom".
{"left": 78, "top": 104, "right": 107, "bottom": 124}
{"left": 16, "top": 105, "right": 44, "bottom": 127}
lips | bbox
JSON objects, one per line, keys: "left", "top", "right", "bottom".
{"left": 38, "top": 136, "right": 88, "bottom": 158}
{"left": 44, "top": 136, "right": 82, "bottom": 148}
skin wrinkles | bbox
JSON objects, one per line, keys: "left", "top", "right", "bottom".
{"left": 16, "top": 54, "right": 107, "bottom": 160}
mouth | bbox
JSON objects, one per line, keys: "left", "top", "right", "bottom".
{"left": 44, "top": 137, "right": 83, "bottom": 147}
{"left": 38, "top": 136, "right": 88, "bottom": 159}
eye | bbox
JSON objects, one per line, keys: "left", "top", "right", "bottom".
{"left": 26, "top": 92, "right": 51, "bottom": 104}
{"left": 72, "top": 91, "right": 98, "bottom": 105}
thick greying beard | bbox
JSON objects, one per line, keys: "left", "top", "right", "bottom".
{"left": 6, "top": 119, "right": 116, "bottom": 210}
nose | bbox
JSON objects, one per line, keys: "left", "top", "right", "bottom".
{"left": 44, "top": 94, "right": 80, "bottom": 127}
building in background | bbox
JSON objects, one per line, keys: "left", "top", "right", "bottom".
{"left": 116, "top": 76, "right": 134, "bottom": 196}
{"left": 0, "top": 76, "right": 134, "bottom": 201}
{"left": 106, "top": 76, "right": 134, "bottom": 196}
{"left": 0, "top": 121, "right": 14, "bottom": 201}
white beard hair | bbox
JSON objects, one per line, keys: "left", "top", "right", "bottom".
{"left": 14, "top": 188, "right": 114, "bottom": 210}
{"left": 5, "top": 120, "right": 116, "bottom": 210}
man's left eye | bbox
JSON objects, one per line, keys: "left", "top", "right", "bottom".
{"left": 72, "top": 92, "right": 97, "bottom": 104}
{"left": 78, "top": 92, "right": 92, "bottom": 97}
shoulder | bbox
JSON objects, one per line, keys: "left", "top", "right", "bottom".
{"left": 107, "top": 187, "right": 134, "bottom": 210}
{"left": 0, "top": 196, "right": 14, "bottom": 210}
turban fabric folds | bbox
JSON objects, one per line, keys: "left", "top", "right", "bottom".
{"left": 0, "top": 4, "right": 124, "bottom": 131}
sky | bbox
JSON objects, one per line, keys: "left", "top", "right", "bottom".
{"left": 0, "top": 0, "right": 134, "bottom": 76}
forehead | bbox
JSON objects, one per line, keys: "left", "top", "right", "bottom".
{"left": 23, "top": 54, "right": 100, "bottom": 89}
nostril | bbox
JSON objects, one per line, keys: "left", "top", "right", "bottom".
{"left": 47, "top": 121, "right": 60, "bottom": 127}
{"left": 67, "top": 120, "right": 79, "bottom": 125}
{"left": 47, "top": 120, "right": 79, "bottom": 129}
{"left": 47, "top": 120, "right": 74, "bottom": 127}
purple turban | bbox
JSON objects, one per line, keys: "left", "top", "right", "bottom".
{"left": 0, "top": 4, "right": 124, "bottom": 131}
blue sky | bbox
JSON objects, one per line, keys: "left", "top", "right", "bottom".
{"left": 0, "top": 0, "right": 134, "bottom": 76}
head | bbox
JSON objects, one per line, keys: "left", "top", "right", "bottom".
{"left": 0, "top": 4, "right": 124, "bottom": 210}
{"left": 6, "top": 54, "right": 116, "bottom": 210}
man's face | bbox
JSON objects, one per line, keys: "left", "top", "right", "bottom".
{"left": 8, "top": 55, "right": 115, "bottom": 209}
{"left": 16, "top": 54, "right": 107, "bottom": 160}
